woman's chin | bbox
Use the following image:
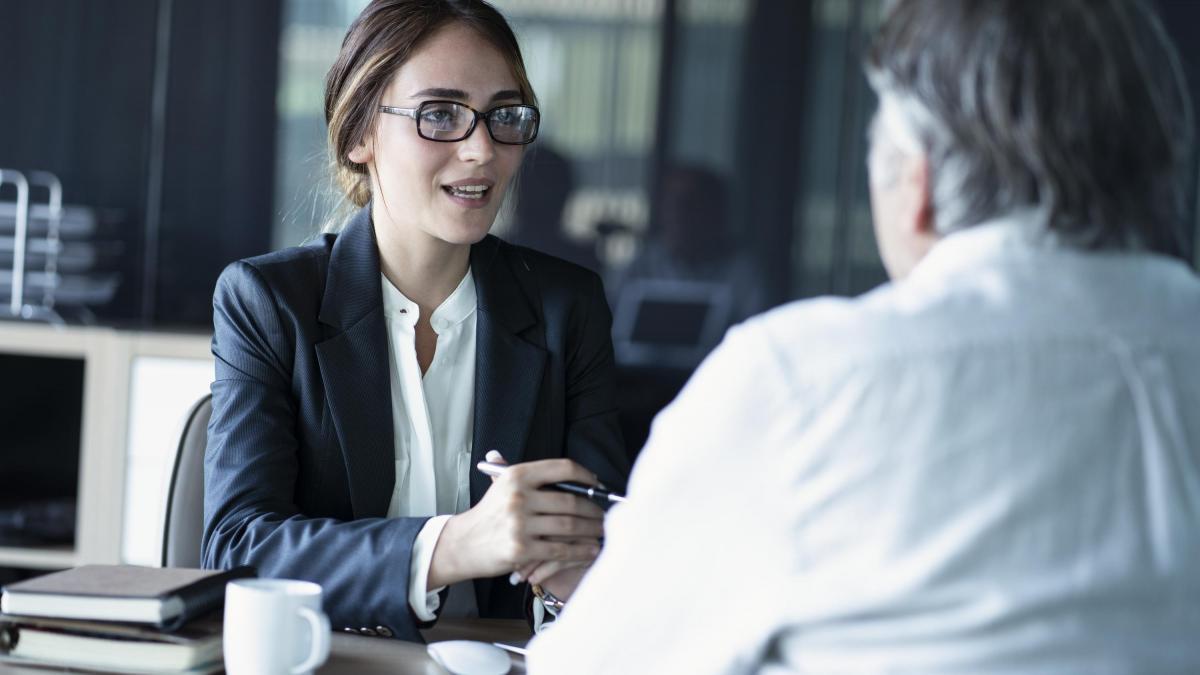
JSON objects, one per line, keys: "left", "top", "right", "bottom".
{"left": 434, "top": 209, "right": 499, "bottom": 245}
{"left": 436, "top": 220, "right": 495, "bottom": 246}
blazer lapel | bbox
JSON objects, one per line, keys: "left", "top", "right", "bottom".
{"left": 469, "top": 237, "right": 547, "bottom": 504}
{"left": 315, "top": 207, "right": 395, "bottom": 518}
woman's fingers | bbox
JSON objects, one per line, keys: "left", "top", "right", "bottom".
{"left": 515, "top": 548, "right": 589, "bottom": 585}
{"left": 491, "top": 514, "right": 601, "bottom": 568}
{"left": 525, "top": 514, "right": 604, "bottom": 539}
{"left": 524, "top": 489, "right": 606, "bottom": 520}
{"left": 485, "top": 450, "right": 507, "bottom": 483}
{"left": 537, "top": 561, "right": 593, "bottom": 601}
{"left": 515, "top": 562, "right": 538, "bottom": 583}
{"left": 519, "top": 539, "right": 600, "bottom": 566}
{"left": 525, "top": 557, "right": 592, "bottom": 586}
{"left": 525, "top": 560, "right": 558, "bottom": 587}
{"left": 505, "top": 458, "right": 600, "bottom": 491}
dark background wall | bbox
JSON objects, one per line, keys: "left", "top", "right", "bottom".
{"left": 154, "top": 0, "right": 282, "bottom": 327}
{"left": 1, "top": 1, "right": 159, "bottom": 322}
{"left": 0, "top": 0, "right": 280, "bottom": 328}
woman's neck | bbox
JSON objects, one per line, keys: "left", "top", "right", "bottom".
{"left": 373, "top": 210, "right": 471, "bottom": 313}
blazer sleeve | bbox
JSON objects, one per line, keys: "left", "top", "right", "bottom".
{"left": 202, "top": 261, "right": 427, "bottom": 641}
{"left": 562, "top": 271, "right": 630, "bottom": 492}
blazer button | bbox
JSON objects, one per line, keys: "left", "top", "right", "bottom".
{"left": 359, "top": 627, "right": 378, "bottom": 637}
{"left": 376, "top": 626, "right": 393, "bottom": 638}
{"left": 342, "top": 627, "right": 357, "bottom": 634}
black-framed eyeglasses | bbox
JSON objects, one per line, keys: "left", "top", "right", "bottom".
{"left": 378, "top": 100, "right": 540, "bottom": 145}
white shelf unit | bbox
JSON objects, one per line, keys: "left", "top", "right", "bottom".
{"left": 0, "top": 322, "right": 213, "bottom": 571}
{"left": 0, "top": 546, "right": 75, "bottom": 570}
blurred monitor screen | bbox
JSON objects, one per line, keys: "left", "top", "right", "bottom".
{"left": 613, "top": 279, "right": 733, "bottom": 370}
{"left": 630, "top": 299, "right": 711, "bottom": 347}
{"left": 0, "top": 353, "right": 83, "bottom": 502}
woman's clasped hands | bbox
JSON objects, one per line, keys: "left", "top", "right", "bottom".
{"left": 427, "top": 450, "right": 606, "bottom": 602}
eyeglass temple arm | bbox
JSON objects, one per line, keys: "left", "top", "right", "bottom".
{"left": 378, "top": 105, "right": 417, "bottom": 118}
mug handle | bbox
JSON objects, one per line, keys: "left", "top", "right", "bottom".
{"left": 292, "top": 606, "right": 331, "bottom": 674}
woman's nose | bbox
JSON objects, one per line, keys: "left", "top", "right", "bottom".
{"left": 456, "top": 119, "right": 497, "bottom": 164}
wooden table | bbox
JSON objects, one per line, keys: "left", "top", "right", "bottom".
{"left": 322, "top": 619, "right": 531, "bottom": 674}
{"left": 0, "top": 619, "right": 532, "bottom": 674}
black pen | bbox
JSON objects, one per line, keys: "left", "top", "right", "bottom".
{"left": 476, "top": 460, "right": 628, "bottom": 508}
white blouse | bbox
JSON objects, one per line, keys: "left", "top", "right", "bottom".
{"left": 381, "top": 269, "right": 477, "bottom": 620}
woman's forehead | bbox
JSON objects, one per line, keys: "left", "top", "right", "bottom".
{"left": 387, "top": 23, "right": 521, "bottom": 104}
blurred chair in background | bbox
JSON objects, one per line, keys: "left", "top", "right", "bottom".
{"left": 510, "top": 144, "right": 601, "bottom": 273}
{"left": 161, "top": 394, "right": 211, "bottom": 568}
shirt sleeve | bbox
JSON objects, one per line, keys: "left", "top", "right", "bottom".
{"left": 408, "top": 515, "right": 452, "bottom": 621}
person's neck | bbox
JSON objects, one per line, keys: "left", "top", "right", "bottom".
{"left": 374, "top": 213, "right": 471, "bottom": 313}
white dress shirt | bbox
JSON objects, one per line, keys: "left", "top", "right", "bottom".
{"left": 528, "top": 215, "right": 1200, "bottom": 673}
{"left": 381, "top": 270, "right": 477, "bottom": 621}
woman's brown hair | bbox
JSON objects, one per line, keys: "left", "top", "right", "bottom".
{"left": 324, "top": 0, "right": 538, "bottom": 211}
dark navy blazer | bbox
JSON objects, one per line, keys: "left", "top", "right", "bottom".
{"left": 202, "top": 207, "right": 629, "bottom": 641}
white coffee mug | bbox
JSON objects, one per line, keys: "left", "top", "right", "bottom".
{"left": 224, "top": 579, "right": 331, "bottom": 675}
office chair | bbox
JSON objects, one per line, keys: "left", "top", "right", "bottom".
{"left": 161, "top": 393, "right": 211, "bottom": 568}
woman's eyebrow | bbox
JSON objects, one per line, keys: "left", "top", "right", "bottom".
{"left": 411, "top": 87, "right": 470, "bottom": 100}
{"left": 488, "top": 89, "right": 522, "bottom": 103}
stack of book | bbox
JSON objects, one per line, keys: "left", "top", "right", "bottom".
{"left": 0, "top": 564, "right": 254, "bottom": 674}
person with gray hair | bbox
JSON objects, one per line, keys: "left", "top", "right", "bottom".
{"left": 866, "top": 0, "right": 1194, "bottom": 275}
{"left": 526, "top": 0, "right": 1200, "bottom": 672}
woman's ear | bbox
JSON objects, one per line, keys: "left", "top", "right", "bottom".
{"left": 347, "top": 141, "right": 373, "bottom": 165}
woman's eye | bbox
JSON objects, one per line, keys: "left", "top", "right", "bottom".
{"left": 491, "top": 108, "right": 518, "bottom": 126}
{"left": 420, "top": 106, "right": 459, "bottom": 129}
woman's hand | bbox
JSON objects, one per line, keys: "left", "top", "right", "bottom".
{"left": 538, "top": 562, "right": 591, "bottom": 602}
{"left": 427, "top": 452, "right": 606, "bottom": 589}
{"left": 520, "top": 557, "right": 592, "bottom": 602}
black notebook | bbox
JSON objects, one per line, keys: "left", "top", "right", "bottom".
{"left": 0, "top": 612, "right": 223, "bottom": 674}
{"left": 0, "top": 565, "right": 255, "bottom": 631}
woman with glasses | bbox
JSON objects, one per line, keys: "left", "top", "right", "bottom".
{"left": 203, "top": 0, "right": 629, "bottom": 641}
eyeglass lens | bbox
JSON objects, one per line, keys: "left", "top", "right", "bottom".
{"left": 417, "top": 101, "right": 538, "bottom": 144}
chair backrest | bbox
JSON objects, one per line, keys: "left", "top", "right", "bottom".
{"left": 161, "top": 393, "right": 212, "bottom": 568}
